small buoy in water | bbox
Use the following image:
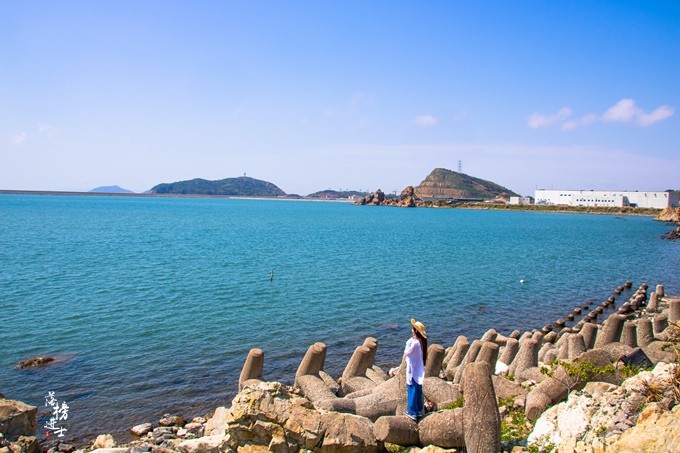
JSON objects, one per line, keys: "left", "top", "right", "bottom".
{"left": 520, "top": 279, "right": 525, "bottom": 284}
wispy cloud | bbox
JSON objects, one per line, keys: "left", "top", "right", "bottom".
{"left": 38, "top": 123, "right": 58, "bottom": 138}
{"left": 414, "top": 114, "right": 438, "bottom": 127}
{"left": 529, "top": 98, "right": 675, "bottom": 130}
{"left": 10, "top": 132, "right": 27, "bottom": 145}
{"left": 602, "top": 98, "right": 675, "bottom": 127}
{"left": 527, "top": 108, "right": 572, "bottom": 128}
{"left": 561, "top": 113, "right": 598, "bottom": 130}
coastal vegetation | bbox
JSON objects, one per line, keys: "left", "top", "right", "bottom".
{"left": 150, "top": 176, "right": 286, "bottom": 197}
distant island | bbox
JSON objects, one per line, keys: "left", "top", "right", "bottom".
{"left": 149, "top": 177, "right": 286, "bottom": 197}
{"left": 89, "top": 185, "right": 135, "bottom": 194}
{"left": 307, "top": 189, "right": 368, "bottom": 199}
{"left": 145, "top": 168, "right": 519, "bottom": 201}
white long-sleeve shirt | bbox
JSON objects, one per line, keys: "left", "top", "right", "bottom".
{"left": 404, "top": 337, "right": 424, "bottom": 385}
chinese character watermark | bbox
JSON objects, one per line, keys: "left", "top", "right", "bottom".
{"left": 44, "top": 392, "right": 69, "bottom": 437}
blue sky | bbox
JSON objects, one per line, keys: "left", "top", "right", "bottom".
{"left": 2, "top": 1, "right": 678, "bottom": 196}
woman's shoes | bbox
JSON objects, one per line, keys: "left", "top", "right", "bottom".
{"left": 406, "top": 412, "right": 418, "bottom": 421}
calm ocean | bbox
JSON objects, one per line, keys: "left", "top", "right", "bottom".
{"left": 1, "top": 194, "right": 678, "bottom": 441}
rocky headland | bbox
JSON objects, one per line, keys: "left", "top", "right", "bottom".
{"left": 2, "top": 283, "right": 680, "bottom": 453}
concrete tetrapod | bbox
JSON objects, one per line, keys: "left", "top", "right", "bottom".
{"left": 580, "top": 322, "right": 599, "bottom": 350}
{"left": 653, "top": 314, "right": 669, "bottom": 336}
{"left": 525, "top": 349, "right": 616, "bottom": 421}
{"left": 620, "top": 321, "right": 638, "bottom": 348}
{"left": 425, "top": 344, "right": 445, "bottom": 378}
{"left": 443, "top": 335, "right": 467, "bottom": 369}
{"left": 648, "top": 292, "right": 659, "bottom": 312}
{"left": 341, "top": 344, "right": 377, "bottom": 395}
{"left": 462, "top": 362, "right": 501, "bottom": 453}
{"left": 636, "top": 317, "right": 655, "bottom": 347}
{"left": 294, "top": 342, "right": 339, "bottom": 404}
{"left": 670, "top": 299, "right": 680, "bottom": 324}
{"left": 363, "top": 337, "right": 388, "bottom": 384}
{"left": 444, "top": 336, "right": 470, "bottom": 380}
{"left": 453, "top": 339, "right": 482, "bottom": 384}
{"left": 374, "top": 362, "right": 498, "bottom": 450}
{"left": 499, "top": 337, "right": 519, "bottom": 366}
{"left": 320, "top": 360, "right": 404, "bottom": 420}
{"left": 238, "top": 348, "right": 264, "bottom": 390}
{"left": 508, "top": 338, "right": 539, "bottom": 379}
{"left": 594, "top": 314, "right": 625, "bottom": 348}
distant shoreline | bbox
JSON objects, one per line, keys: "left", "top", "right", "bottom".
{"left": 0, "top": 189, "right": 353, "bottom": 202}
{"left": 0, "top": 190, "right": 666, "bottom": 216}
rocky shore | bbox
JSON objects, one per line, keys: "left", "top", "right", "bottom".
{"left": 2, "top": 282, "right": 680, "bottom": 453}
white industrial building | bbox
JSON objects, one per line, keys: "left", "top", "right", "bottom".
{"left": 534, "top": 189, "right": 680, "bottom": 209}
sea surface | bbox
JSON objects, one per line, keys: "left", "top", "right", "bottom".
{"left": 1, "top": 194, "right": 678, "bottom": 441}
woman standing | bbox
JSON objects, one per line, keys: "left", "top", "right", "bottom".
{"left": 404, "top": 318, "right": 428, "bottom": 420}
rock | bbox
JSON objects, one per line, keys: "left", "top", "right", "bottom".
{"left": 223, "top": 381, "right": 379, "bottom": 452}
{"left": 177, "top": 435, "right": 230, "bottom": 453}
{"left": 203, "top": 407, "right": 230, "bottom": 436}
{"left": 15, "top": 356, "right": 55, "bottom": 368}
{"left": 57, "top": 443, "right": 74, "bottom": 452}
{"left": 8, "top": 436, "right": 39, "bottom": 453}
{"left": 89, "top": 449, "right": 131, "bottom": 453}
{"left": 607, "top": 404, "right": 680, "bottom": 452}
{"left": 159, "top": 414, "right": 186, "bottom": 427}
{"left": 130, "top": 423, "right": 153, "bottom": 436}
{"left": 92, "top": 434, "right": 116, "bottom": 449}
{"left": 0, "top": 399, "right": 37, "bottom": 440}
{"left": 528, "top": 361, "right": 679, "bottom": 452}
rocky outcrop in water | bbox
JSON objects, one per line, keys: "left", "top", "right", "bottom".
{"left": 656, "top": 206, "right": 680, "bottom": 223}
{"left": 16, "top": 356, "right": 55, "bottom": 369}
{"left": 355, "top": 189, "right": 386, "bottom": 206}
{"left": 661, "top": 227, "right": 680, "bottom": 240}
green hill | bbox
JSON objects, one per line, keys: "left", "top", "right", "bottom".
{"left": 415, "top": 168, "right": 519, "bottom": 200}
{"left": 150, "top": 176, "right": 286, "bottom": 197}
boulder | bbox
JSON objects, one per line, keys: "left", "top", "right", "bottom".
{"left": 0, "top": 399, "right": 37, "bottom": 440}
{"left": 7, "top": 436, "right": 39, "bottom": 453}
{"left": 177, "top": 434, "right": 230, "bottom": 453}
{"left": 92, "top": 434, "right": 116, "bottom": 449}
{"left": 130, "top": 423, "right": 153, "bottom": 436}
{"left": 607, "top": 404, "right": 680, "bottom": 452}
{"left": 204, "top": 407, "right": 230, "bottom": 436}
{"left": 159, "top": 414, "right": 186, "bottom": 427}
{"left": 223, "top": 381, "right": 379, "bottom": 452}
{"left": 528, "top": 361, "right": 678, "bottom": 452}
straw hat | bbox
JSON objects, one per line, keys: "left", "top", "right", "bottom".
{"left": 411, "top": 318, "right": 427, "bottom": 338}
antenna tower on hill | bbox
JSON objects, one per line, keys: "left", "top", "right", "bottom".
{"left": 458, "top": 160, "right": 462, "bottom": 173}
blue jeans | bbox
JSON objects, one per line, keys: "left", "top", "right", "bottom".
{"left": 407, "top": 382, "right": 423, "bottom": 417}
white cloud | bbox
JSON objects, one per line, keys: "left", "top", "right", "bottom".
{"left": 414, "top": 114, "right": 438, "bottom": 127}
{"left": 602, "top": 98, "right": 637, "bottom": 123}
{"left": 10, "top": 132, "right": 27, "bottom": 145}
{"left": 561, "top": 113, "right": 598, "bottom": 130}
{"left": 527, "top": 107, "right": 572, "bottom": 128}
{"left": 638, "top": 105, "right": 675, "bottom": 127}
{"left": 530, "top": 99, "right": 675, "bottom": 130}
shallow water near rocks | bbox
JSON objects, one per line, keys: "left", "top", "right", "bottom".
{"left": 1, "top": 194, "right": 678, "bottom": 442}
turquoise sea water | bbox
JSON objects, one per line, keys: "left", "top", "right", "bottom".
{"left": 1, "top": 194, "right": 678, "bottom": 441}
